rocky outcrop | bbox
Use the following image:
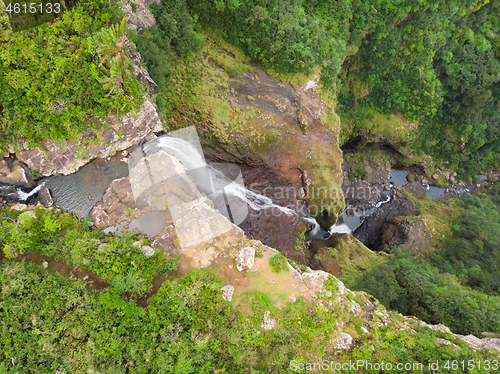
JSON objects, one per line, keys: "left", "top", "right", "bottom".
{"left": 221, "top": 285, "right": 234, "bottom": 302}
{"left": 341, "top": 148, "right": 391, "bottom": 210}
{"left": 236, "top": 247, "right": 255, "bottom": 271}
{"left": 309, "top": 233, "right": 378, "bottom": 277}
{"left": 16, "top": 100, "right": 162, "bottom": 176}
{"left": 125, "top": 37, "right": 159, "bottom": 96}
{"left": 380, "top": 217, "right": 436, "bottom": 253}
{"left": 0, "top": 159, "right": 32, "bottom": 187}
{"left": 333, "top": 332, "right": 353, "bottom": 350}
{"left": 38, "top": 187, "right": 54, "bottom": 208}
{"left": 122, "top": 0, "right": 158, "bottom": 32}
{"left": 199, "top": 54, "right": 345, "bottom": 255}
{"left": 261, "top": 311, "right": 277, "bottom": 330}
{"left": 404, "top": 316, "right": 500, "bottom": 357}
{"left": 353, "top": 187, "right": 417, "bottom": 249}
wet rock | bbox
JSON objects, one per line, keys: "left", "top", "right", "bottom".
{"left": 353, "top": 187, "right": 417, "bottom": 249}
{"left": 90, "top": 204, "right": 115, "bottom": 230}
{"left": 38, "top": 187, "right": 53, "bottom": 208}
{"left": 236, "top": 247, "right": 255, "bottom": 271}
{"left": 0, "top": 159, "right": 31, "bottom": 186}
{"left": 17, "top": 210, "right": 36, "bottom": 224}
{"left": 221, "top": 285, "right": 235, "bottom": 302}
{"left": 97, "top": 244, "right": 109, "bottom": 253}
{"left": 349, "top": 300, "right": 362, "bottom": 316}
{"left": 261, "top": 311, "right": 276, "bottom": 330}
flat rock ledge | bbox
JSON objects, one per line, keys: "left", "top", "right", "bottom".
{"left": 236, "top": 247, "right": 255, "bottom": 271}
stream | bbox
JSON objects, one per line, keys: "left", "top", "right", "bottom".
{"left": 1, "top": 137, "right": 494, "bottom": 247}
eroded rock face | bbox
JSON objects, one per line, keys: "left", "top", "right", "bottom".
{"left": 0, "top": 159, "right": 32, "bottom": 187}
{"left": 236, "top": 247, "right": 255, "bottom": 271}
{"left": 122, "top": 0, "right": 157, "bottom": 32}
{"left": 353, "top": 187, "right": 417, "bottom": 249}
{"left": 202, "top": 65, "right": 344, "bottom": 256}
{"left": 90, "top": 203, "right": 114, "bottom": 230}
{"left": 16, "top": 100, "right": 162, "bottom": 176}
{"left": 381, "top": 217, "right": 435, "bottom": 253}
{"left": 38, "top": 187, "right": 53, "bottom": 208}
{"left": 341, "top": 148, "right": 391, "bottom": 210}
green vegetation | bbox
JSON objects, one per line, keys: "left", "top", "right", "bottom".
{"left": 0, "top": 208, "right": 178, "bottom": 295}
{"left": 1, "top": 259, "right": 497, "bottom": 372}
{"left": 429, "top": 193, "right": 500, "bottom": 296}
{"left": 353, "top": 191, "right": 500, "bottom": 336}
{"left": 337, "top": 0, "right": 500, "bottom": 178}
{"left": 0, "top": 0, "right": 143, "bottom": 151}
{"left": 356, "top": 249, "right": 500, "bottom": 336}
{"left": 268, "top": 252, "right": 289, "bottom": 273}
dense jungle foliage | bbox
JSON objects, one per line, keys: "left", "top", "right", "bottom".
{"left": 131, "top": 0, "right": 500, "bottom": 179}
{"left": 356, "top": 190, "right": 500, "bottom": 336}
{"left": 0, "top": 0, "right": 143, "bottom": 150}
{"left": 0, "top": 208, "right": 178, "bottom": 295}
{"left": 2, "top": 0, "right": 499, "bottom": 178}
{"left": 0, "top": 210, "right": 498, "bottom": 372}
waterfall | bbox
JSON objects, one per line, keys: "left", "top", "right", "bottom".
{"left": 329, "top": 221, "right": 352, "bottom": 235}
{"left": 150, "top": 135, "right": 297, "bottom": 216}
{"left": 17, "top": 182, "right": 45, "bottom": 201}
{"left": 211, "top": 166, "right": 296, "bottom": 215}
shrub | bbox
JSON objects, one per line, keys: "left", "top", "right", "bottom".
{"left": 269, "top": 253, "right": 289, "bottom": 273}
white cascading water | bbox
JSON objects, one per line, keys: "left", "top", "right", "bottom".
{"left": 152, "top": 136, "right": 297, "bottom": 216}
{"left": 17, "top": 182, "right": 45, "bottom": 201}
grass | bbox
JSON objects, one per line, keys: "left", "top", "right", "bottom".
{"left": 317, "top": 235, "right": 389, "bottom": 288}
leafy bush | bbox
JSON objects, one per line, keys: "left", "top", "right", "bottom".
{"left": 269, "top": 253, "right": 289, "bottom": 273}
{"left": 0, "top": 0, "right": 143, "bottom": 151}
{"left": 356, "top": 249, "right": 500, "bottom": 336}
{"left": 429, "top": 193, "right": 500, "bottom": 296}
{"left": 0, "top": 208, "right": 178, "bottom": 295}
{"left": 0, "top": 261, "right": 496, "bottom": 372}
